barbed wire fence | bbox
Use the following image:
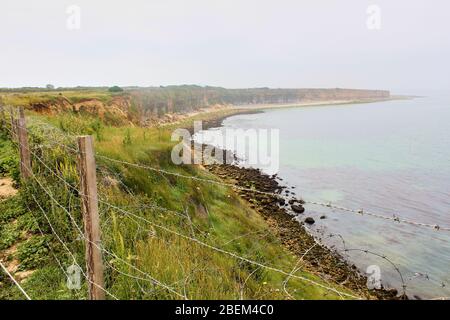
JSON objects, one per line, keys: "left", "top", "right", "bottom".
{"left": 0, "top": 106, "right": 448, "bottom": 300}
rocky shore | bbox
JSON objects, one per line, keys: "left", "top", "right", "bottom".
{"left": 186, "top": 109, "right": 262, "bottom": 136}
{"left": 185, "top": 103, "right": 407, "bottom": 299}
{"left": 203, "top": 164, "right": 404, "bottom": 300}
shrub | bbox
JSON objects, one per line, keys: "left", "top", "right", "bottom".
{"left": 0, "top": 224, "right": 20, "bottom": 250}
{"left": 123, "top": 129, "right": 132, "bottom": 145}
{"left": 0, "top": 138, "right": 19, "bottom": 179}
{"left": 17, "top": 236, "right": 51, "bottom": 270}
{"left": 108, "top": 86, "right": 123, "bottom": 93}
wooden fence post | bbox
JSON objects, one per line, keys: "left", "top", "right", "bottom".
{"left": 19, "top": 106, "right": 25, "bottom": 119}
{"left": 9, "top": 107, "right": 16, "bottom": 141}
{"left": 17, "top": 109, "right": 31, "bottom": 179}
{"left": 77, "top": 135, "right": 105, "bottom": 300}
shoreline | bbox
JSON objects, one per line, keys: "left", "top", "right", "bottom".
{"left": 160, "top": 96, "right": 410, "bottom": 130}
{"left": 202, "top": 164, "right": 402, "bottom": 300}
{"left": 229, "top": 96, "right": 409, "bottom": 111}
{"left": 185, "top": 97, "right": 409, "bottom": 299}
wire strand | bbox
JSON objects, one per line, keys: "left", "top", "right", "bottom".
{"left": 0, "top": 261, "right": 32, "bottom": 300}
{"left": 93, "top": 153, "right": 450, "bottom": 232}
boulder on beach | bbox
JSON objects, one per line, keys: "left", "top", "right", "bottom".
{"left": 304, "top": 217, "right": 315, "bottom": 224}
{"left": 291, "top": 204, "right": 305, "bottom": 214}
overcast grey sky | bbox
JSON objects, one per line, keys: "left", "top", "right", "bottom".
{"left": 1, "top": 0, "right": 449, "bottom": 94}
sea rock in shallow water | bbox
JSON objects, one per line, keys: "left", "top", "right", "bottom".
{"left": 304, "top": 217, "right": 315, "bottom": 224}
{"left": 291, "top": 204, "right": 305, "bottom": 214}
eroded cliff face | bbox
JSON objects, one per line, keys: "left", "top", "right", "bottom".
{"left": 24, "top": 94, "right": 133, "bottom": 126}
{"left": 30, "top": 95, "right": 130, "bottom": 116}
{"left": 71, "top": 96, "right": 131, "bottom": 119}
{"left": 233, "top": 88, "right": 390, "bottom": 105}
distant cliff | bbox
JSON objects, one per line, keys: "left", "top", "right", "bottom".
{"left": 1, "top": 86, "right": 390, "bottom": 125}
{"left": 130, "top": 86, "right": 390, "bottom": 114}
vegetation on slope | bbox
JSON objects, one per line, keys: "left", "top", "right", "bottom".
{"left": 0, "top": 106, "right": 358, "bottom": 300}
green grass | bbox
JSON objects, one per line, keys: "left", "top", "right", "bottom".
{"left": 0, "top": 90, "right": 116, "bottom": 107}
{"left": 0, "top": 109, "right": 358, "bottom": 300}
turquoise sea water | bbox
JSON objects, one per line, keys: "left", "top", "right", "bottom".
{"left": 195, "top": 96, "right": 450, "bottom": 299}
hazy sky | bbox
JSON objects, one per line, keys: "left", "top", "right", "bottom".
{"left": 1, "top": 0, "right": 449, "bottom": 94}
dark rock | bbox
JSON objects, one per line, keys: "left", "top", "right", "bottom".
{"left": 320, "top": 215, "right": 326, "bottom": 219}
{"left": 304, "top": 217, "right": 315, "bottom": 224}
{"left": 291, "top": 205, "right": 305, "bottom": 214}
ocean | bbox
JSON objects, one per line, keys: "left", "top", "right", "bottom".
{"left": 194, "top": 96, "right": 450, "bottom": 299}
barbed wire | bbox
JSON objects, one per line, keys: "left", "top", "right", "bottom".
{"left": 29, "top": 192, "right": 119, "bottom": 300}
{"left": 322, "top": 233, "right": 407, "bottom": 295}
{"left": 11, "top": 133, "right": 198, "bottom": 247}
{"left": 406, "top": 272, "right": 448, "bottom": 291}
{"left": 24, "top": 138, "right": 370, "bottom": 299}
{"left": 22, "top": 139, "right": 337, "bottom": 295}
{"left": 93, "top": 153, "right": 450, "bottom": 232}
{"left": 97, "top": 198, "right": 362, "bottom": 299}
{"left": 343, "top": 248, "right": 406, "bottom": 296}
{"left": 4, "top": 124, "right": 114, "bottom": 299}
{"left": 21, "top": 139, "right": 348, "bottom": 296}
{"left": 325, "top": 232, "right": 450, "bottom": 299}
{"left": 25, "top": 142, "right": 358, "bottom": 299}
{"left": 282, "top": 240, "right": 321, "bottom": 299}
{"left": 28, "top": 169, "right": 188, "bottom": 300}
{"left": 17, "top": 140, "right": 188, "bottom": 299}
{"left": 23, "top": 201, "right": 74, "bottom": 295}
{"left": 27, "top": 141, "right": 196, "bottom": 228}
{"left": 104, "top": 259, "right": 189, "bottom": 298}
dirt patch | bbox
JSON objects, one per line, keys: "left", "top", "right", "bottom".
{"left": 0, "top": 243, "right": 20, "bottom": 273}
{"left": 0, "top": 243, "right": 36, "bottom": 282}
{"left": 0, "top": 178, "right": 17, "bottom": 200}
